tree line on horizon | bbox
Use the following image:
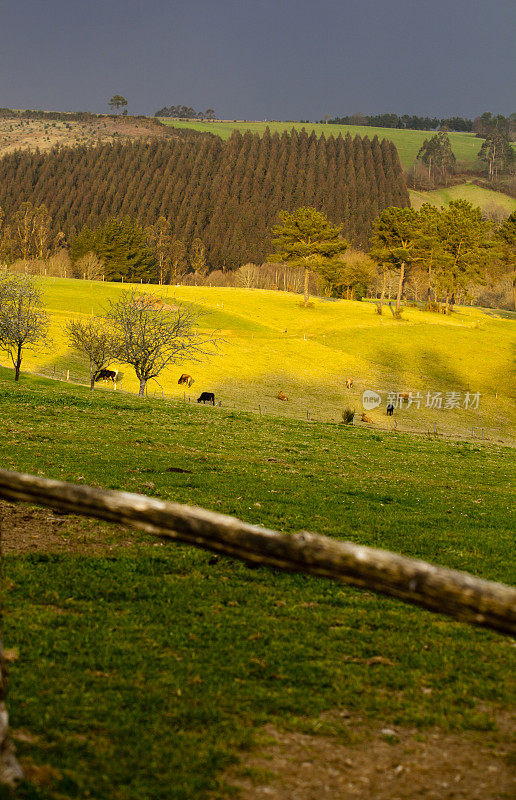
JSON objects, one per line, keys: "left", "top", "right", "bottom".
{"left": 325, "top": 111, "right": 516, "bottom": 137}
{"left": 0, "top": 128, "right": 408, "bottom": 273}
{"left": 154, "top": 105, "right": 217, "bottom": 120}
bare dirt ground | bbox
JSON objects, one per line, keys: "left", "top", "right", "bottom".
{"left": 225, "top": 715, "right": 515, "bottom": 800}
{"left": 0, "top": 115, "right": 179, "bottom": 157}
{"left": 2, "top": 501, "right": 514, "bottom": 799}
{"left": 0, "top": 499, "right": 149, "bottom": 554}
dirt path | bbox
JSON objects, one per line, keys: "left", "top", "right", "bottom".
{"left": 0, "top": 500, "right": 142, "bottom": 555}
{"left": 225, "top": 713, "right": 514, "bottom": 800}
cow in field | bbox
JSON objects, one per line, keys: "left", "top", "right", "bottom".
{"left": 197, "top": 392, "right": 215, "bottom": 405}
{"left": 361, "top": 412, "right": 374, "bottom": 423}
{"left": 345, "top": 378, "right": 354, "bottom": 389}
{"left": 95, "top": 368, "right": 118, "bottom": 383}
{"left": 178, "top": 374, "right": 194, "bottom": 387}
{"left": 277, "top": 390, "right": 288, "bottom": 401}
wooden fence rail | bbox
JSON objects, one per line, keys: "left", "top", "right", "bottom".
{"left": 1, "top": 468, "right": 514, "bottom": 636}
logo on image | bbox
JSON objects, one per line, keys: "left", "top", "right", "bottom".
{"left": 362, "top": 390, "right": 382, "bottom": 411}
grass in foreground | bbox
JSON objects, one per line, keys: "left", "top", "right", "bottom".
{"left": 0, "top": 371, "right": 515, "bottom": 799}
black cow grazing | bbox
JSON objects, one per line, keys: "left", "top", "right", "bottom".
{"left": 96, "top": 368, "right": 118, "bottom": 383}
{"left": 178, "top": 373, "right": 194, "bottom": 387}
{"left": 197, "top": 392, "right": 215, "bottom": 405}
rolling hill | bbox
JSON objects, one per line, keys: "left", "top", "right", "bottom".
{"left": 409, "top": 182, "right": 516, "bottom": 215}
{"left": 2, "top": 278, "right": 514, "bottom": 444}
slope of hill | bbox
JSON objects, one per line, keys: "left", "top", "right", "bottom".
{"left": 2, "top": 279, "right": 514, "bottom": 444}
{"left": 0, "top": 114, "right": 189, "bottom": 157}
{"left": 410, "top": 183, "right": 516, "bottom": 215}
{"left": 160, "top": 119, "right": 485, "bottom": 169}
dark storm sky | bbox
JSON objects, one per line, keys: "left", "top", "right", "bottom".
{"left": 1, "top": 0, "right": 514, "bottom": 119}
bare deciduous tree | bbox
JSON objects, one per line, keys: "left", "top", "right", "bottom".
{"left": 67, "top": 317, "right": 121, "bottom": 389}
{"left": 169, "top": 240, "right": 187, "bottom": 284}
{"left": 145, "top": 217, "right": 172, "bottom": 285}
{"left": 107, "top": 290, "right": 217, "bottom": 397}
{"left": 236, "top": 262, "right": 259, "bottom": 288}
{"left": 0, "top": 273, "right": 49, "bottom": 381}
{"left": 190, "top": 238, "right": 208, "bottom": 278}
{"left": 73, "top": 252, "right": 103, "bottom": 281}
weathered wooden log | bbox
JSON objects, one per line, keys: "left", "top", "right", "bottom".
{"left": 0, "top": 468, "right": 514, "bottom": 635}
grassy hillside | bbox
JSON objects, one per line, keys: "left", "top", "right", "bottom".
{"left": 410, "top": 183, "right": 516, "bottom": 214}
{"left": 1, "top": 370, "right": 515, "bottom": 799}
{"left": 160, "top": 119, "right": 485, "bottom": 169}
{"left": 1, "top": 279, "right": 514, "bottom": 444}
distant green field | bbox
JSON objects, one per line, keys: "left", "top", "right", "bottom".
{"left": 161, "top": 119, "right": 485, "bottom": 169}
{"left": 1, "top": 279, "right": 514, "bottom": 443}
{"left": 410, "top": 183, "right": 516, "bottom": 215}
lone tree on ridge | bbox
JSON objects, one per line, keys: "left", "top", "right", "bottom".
{"left": 269, "top": 207, "right": 348, "bottom": 306}
{"left": 108, "top": 95, "right": 128, "bottom": 115}
{"left": 107, "top": 291, "right": 217, "bottom": 397}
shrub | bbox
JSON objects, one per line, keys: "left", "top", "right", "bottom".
{"left": 341, "top": 407, "right": 355, "bottom": 424}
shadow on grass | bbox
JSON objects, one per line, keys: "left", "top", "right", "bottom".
{"left": 481, "top": 308, "right": 516, "bottom": 321}
{"left": 417, "top": 349, "right": 466, "bottom": 391}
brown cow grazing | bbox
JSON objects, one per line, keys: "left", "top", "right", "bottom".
{"left": 361, "top": 412, "right": 374, "bottom": 423}
{"left": 345, "top": 378, "right": 354, "bottom": 389}
{"left": 277, "top": 390, "right": 288, "bottom": 401}
{"left": 399, "top": 392, "right": 410, "bottom": 400}
{"left": 95, "top": 368, "right": 118, "bottom": 383}
{"left": 178, "top": 374, "right": 194, "bottom": 387}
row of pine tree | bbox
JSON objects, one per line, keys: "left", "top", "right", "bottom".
{"left": 0, "top": 127, "right": 408, "bottom": 270}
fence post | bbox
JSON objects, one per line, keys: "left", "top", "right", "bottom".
{"left": 0, "top": 511, "right": 25, "bottom": 786}
{"left": 66, "top": 370, "right": 69, "bottom": 382}
{"left": 0, "top": 635, "right": 24, "bottom": 786}
{"left": 434, "top": 422, "right": 437, "bottom": 435}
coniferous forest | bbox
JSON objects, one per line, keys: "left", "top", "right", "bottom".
{"left": 0, "top": 127, "right": 408, "bottom": 272}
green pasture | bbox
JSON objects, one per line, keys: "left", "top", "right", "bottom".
{"left": 410, "top": 183, "right": 516, "bottom": 215}
{"left": 160, "top": 119, "right": 486, "bottom": 170}
{"left": 1, "top": 369, "right": 515, "bottom": 799}
{"left": 1, "top": 278, "right": 514, "bottom": 444}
